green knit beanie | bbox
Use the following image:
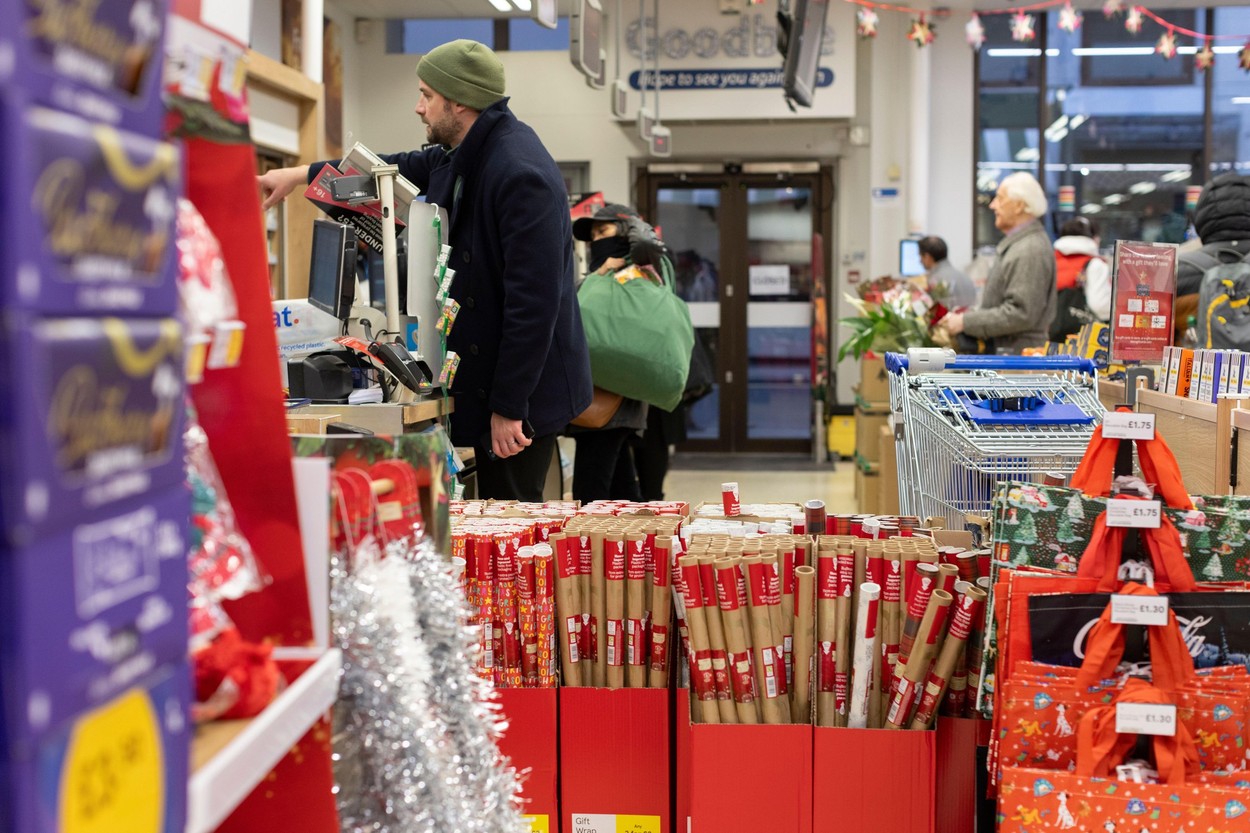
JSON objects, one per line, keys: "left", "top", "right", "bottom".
{"left": 417, "top": 39, "right": 506, "bottom": 111}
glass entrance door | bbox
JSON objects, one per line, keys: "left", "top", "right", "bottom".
{"left": 645, "top": 170, "right": 829, "bottom": 454}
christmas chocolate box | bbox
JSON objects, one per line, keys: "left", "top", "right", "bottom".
{"left": 0, "top": 0, "right": 169, "bottom": 137}
{"left": 1, "top": 101, "right": 181, "bottom": 316}
{"left": 4, "top": 662, "right": 189, "bottom": 833}
{"left": 0, "top": 491, "right": 189, "bottom": 755}
{"left": 0, "top": 315, "right": 185, "bottom": 544}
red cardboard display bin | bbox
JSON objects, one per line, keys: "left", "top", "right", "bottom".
{"left": 814, "top": 726, "right": 936, "bottom": 833}
{"left": 560, "top": 687, "right": 670, "bottom": 833}
{"left": 496, "top": 688, "right": 559, "bottom": 831}
{"left": 936, "top": 717, "right": 984, "bottom": 833}
{"left": 682, "top": 702, "right": 813, "bottom": 833}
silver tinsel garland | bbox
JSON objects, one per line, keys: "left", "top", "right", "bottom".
{"left": 330, "top": 535, "right": 527, "bottom": 833}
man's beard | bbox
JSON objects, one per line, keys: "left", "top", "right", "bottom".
{"left": 426, "top": 115, "right": 456, "bottom": 147}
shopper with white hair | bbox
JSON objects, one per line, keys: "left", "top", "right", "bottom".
{"left": 940, "top": 172, "right": 1056, "bottom": 353}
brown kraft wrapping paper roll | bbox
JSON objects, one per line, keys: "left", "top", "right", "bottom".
{"left": 865, "top": 546, "right": 886, "bottom": 728}
{"left": 588, "top": 528, "right": 607, "bottom": 686}
{"left": 815, "top": 549, "right": 838, "bottom": 727}
{"left": 552, "top": 533, "right": 582, "bottom": 686}
{"left": 779, "top": 543, "right": 797, "bottom": 691}
{"left": 678, "top": 555, "right": 720, "bottom": 723}
{"left": 761, "top": 553, "right": 791, "bottom": 718}
{"left": 743, "top": 555, "right": 786, "bottom": 724}
{"left": 833, "top": 547, "right": 855, "bottom": 727}
{"left": 897, "top": 562, "right": 940, "bottom": 672}
{"left": 697, "top": 554, "right": 738, "bottom": 723}
{"left": 715, "top": 558, "right": 760, "bottom": 724}
{"left": 936, "top": 562, "right": 959, "bottom": 598}
{"left": 605, "top": 533, "right": 627, "bottom": 689}
{"left": 625, "top": 532, "right": 648, "bottom": 688}
{"left": 910, "top": 585, "right": 986, "bottom": 728}
{"left": 885, "top": 589, "right": 953, "bottom": 729}
{"left": 648, "top": 536, "right": 673, "bottom": 688}
{"left": 882, "top": 552, "right": 903, "bottom": 707}
{"left": 791, "top": 564, "right": 816, "bottom": 723}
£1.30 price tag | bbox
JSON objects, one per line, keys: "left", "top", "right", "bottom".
{"left": 1102, "top": 411, "right": 1156, "bottom": 440}
{"left": 1111, "top": 594, "right": 1170, "bottom": 626}
{"left": 1106, "top": 498, "right": 1162, "bottom": 529}
{"left": 1116, "top": 702, "right": 1177, "bottom": 737}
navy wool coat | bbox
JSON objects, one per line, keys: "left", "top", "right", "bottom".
{"left": 312, "top": 98, "right": 592, "bottom": 446}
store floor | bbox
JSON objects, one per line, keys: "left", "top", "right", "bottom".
{"left": 664, "top": 453, "right": 854, "bottom": 509}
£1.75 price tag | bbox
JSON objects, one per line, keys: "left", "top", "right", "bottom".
{"left": 1106, "top": 498, "right": 1162, "bottom": 529}
{"left": 1111, "top": 594, "right": 1170, "bottom": 626}
{"left": 1116, "top": 702, "right": 1177, "bottom": 737}
{"left": 1102, "top": 411, "right": 1156, "bottom": 440}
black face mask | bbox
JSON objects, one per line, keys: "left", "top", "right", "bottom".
{"left": 588, "top": 236, "right": 631, "bottom": 273}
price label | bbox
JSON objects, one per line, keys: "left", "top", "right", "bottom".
{"left": 1116, "top": 702, "right": 1178, "bottom": 737}
{"left": 1102, "top": 411, "right": 1156, "bottom": 440}
{"left": 1106, "top": 499, "right": 1162, "bottom": 529}
{"left": 58, "top": 689, "right": 164, "bottom": 833}
{"left": 525, "top": 815, "right": 550, "bottom": 833}
{"left": 1111, "top": 594, "right": 1170, "bottom": 626}
{"left": 569, "top": 814, "right": 662, "bottom": 833}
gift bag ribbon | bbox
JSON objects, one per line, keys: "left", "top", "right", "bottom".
{"left": 1075, "top": 678, "right": 1201, "bottom": 784}
{"left": 1075, "top": 583, "right": 1196, "bottom": 692}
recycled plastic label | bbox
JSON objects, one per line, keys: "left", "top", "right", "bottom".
{"left": 570, "top": 813, "right": 662, "bottom": 833}
{"left": 59, "top": 689, "right": 164, "bottom": 833}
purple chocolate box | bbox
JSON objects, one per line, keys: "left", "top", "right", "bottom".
{"left": 0, "top": 316, "right": 186, "bottom": 545}
{"left": 1, "top": 101, "right": 181, "bottom": 316}
{"left": 5, "top": 662, "right": 189, "bottom": 833}
{"left": 0, "top": 0, "right": 170, "bottom": 137}
{"left": 0, "top": 490, "right": 189, "bottom": 754}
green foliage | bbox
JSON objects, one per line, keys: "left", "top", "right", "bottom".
{"left": 837, "top": 299, "right": 935, "bottom": 363}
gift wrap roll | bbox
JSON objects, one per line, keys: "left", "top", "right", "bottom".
{"left": 648, "top": 535, "right": 674, "bottom": 688}
{"left": 847, "top": 581, "right": 882, "bottom": 729}
{"left": 552, "top": 532, "right": 582, "bottom": 686}
{"left": 626, "top": 532, "right": 648, "bottom": 688}
{"left": 911, "top": 585, "right": 986, "bottom": 728}
{"left": 745, "top": 555, "right": 786, "bottom": 724}
{"left": 791, "top": 564, "right": 816, "bottom": 723}
{"left": 897, "top": 562, "right": 940, "bottom": 671}
{"left": 605, "top": 532, "right": 627, "bottom": 689}
{"left": 833, "top": 546, "right": 855, "bottom": 726}
{"left": 588, "top": 528, "right": 607, "bottom": 686}
{"left": 716, "top": 557, "right": 760, "bottom": 724}
{"left": 885, "top": 589, "right": 953, "bottom": 729}
{"left": 698, "top": 554, "right": 738, "bottom": 723}
{"left": 679, "top": 555, "right": 720, "bottom": 723}
{"left": 816, "top": 548, "right": 838, "bottom": 726}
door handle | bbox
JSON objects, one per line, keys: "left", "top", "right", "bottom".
{"left": 725, "top": 370, "right": 733, "bottom": 384}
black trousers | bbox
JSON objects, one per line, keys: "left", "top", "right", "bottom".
{"left": 475, "top": 433, "right": 557, "bottom": 501}
{"left": 572, "top": 428, "right": 642, "bottom": 503}
{"left": 632, "top": 408, "right": 671, "bottom": 501}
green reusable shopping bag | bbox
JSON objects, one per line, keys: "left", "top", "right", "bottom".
{"left": 577, "top": 260, "right": 694, "bottom": 411}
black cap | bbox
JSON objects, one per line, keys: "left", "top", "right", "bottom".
{"left": 572, "top": 203, "right": 641, "bottom": 242}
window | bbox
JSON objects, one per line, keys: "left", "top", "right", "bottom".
{"left": 386, "top": 19, "right": 495, "bottom": 54}
{"left": 975, "top": 5, "right": 1248, "bottom": 248}
{"left": 508, "top": 16, "right": 569, "bottom": 50}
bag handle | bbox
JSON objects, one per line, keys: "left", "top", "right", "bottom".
{"left": 1069, "top": 421, "right": 1193, "bottom": 510}
{"left": 1075, "top": 583, "right": 1196, "bottom": 692}
{"left": 1076, "top": 497, "right": 1197, "bottom": 593}
{"left": 1075, "top": 679, "right": 1201, "bottom": 784}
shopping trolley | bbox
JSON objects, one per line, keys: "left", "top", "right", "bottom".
{"left": 884, "top": 348, "right": 1104, "bottom": 527}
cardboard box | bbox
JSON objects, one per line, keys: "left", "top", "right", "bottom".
{"left": 857, "top": 352, "right": 891, "bottom": 404}
{"left": 691, "top": 501, "right": 803, "bottom": 526}
{"left": 854, "top": 464, "right": 880, "bottom": 515}
{"left": 496, "top": 688, "right": 559, "bottom": 830}
{"left": 675, "top": 689, "right": 691, "bottom": 832}
{"left": 813, "top": 727, "right": 936, "bottom": 832}
{"left": 687, "top": 721, "right": 813, "bottom": 833}
{"left": 0, "top": 0, "right": 170, "bottom": 136}
{"left": 879, "top": 425, "right": 900, "bottom": 515}
{"left": 5, "top": 661, "right": 189, "bottom": 833}
{"left": 935, "top": 718, "right": 982, "bottom": 833}
{"left": 0, "top": 490, "right": 189, "bottom": 752}
{"left": 855, "top": 408, "right": 890, "bottom": 465}
{"left": 560, "top": 687, "right": 670, "bottom": 833}
{"left": 1, "top": 103, "right": 181, "bottom": 315}
{"left": 0, "top": 316, "right": 186, "bottom": 544}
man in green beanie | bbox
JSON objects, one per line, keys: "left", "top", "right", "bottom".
{"left": 259, "top": 40, "right": 592, "bottom": 501}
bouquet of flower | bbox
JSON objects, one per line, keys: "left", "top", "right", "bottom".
{"left": 838, "top": 280, "right": 942, "bottom": 361}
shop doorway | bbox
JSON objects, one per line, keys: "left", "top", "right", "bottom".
{"left": 638, "top": 164, "right": 833, "bottom": 454}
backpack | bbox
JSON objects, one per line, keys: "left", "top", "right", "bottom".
{"left": 1049, "top": 255, "right": 1096, "bottom": 343}
{"left": 1194, "top": 247, "right": 1250, "bottom": 349}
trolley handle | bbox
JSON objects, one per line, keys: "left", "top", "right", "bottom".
{"left": 884, "top": 348, "right": 1097, "bottom": 375}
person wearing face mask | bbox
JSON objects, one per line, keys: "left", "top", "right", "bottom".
{"left": 566, "top": 204, "right": 670, "bottom": 502}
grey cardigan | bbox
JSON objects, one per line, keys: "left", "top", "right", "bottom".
{"left": 963, "top": 220, "right": 1057, "bottom": 353}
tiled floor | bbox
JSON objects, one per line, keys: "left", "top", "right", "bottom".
{"left": 664, "top": 453, "right": 856, "bottom": 511}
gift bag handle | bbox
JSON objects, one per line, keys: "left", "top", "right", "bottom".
{"left": 1075, "top": 583, "right": 1196, "bottom": 692}
{"left": 1075, "top": 679, "right": 1201, "bottom": 784}
{"left": 1069, "top": 419, "right": 1194, "bottom": 510}
{"left": 1076, "top": 497, "right": 1197, "bottom": 593}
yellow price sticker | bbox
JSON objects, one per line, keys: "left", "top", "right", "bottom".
{"left": 524, "top": 814, "right": 550, "bottom": 833}
{"left": 58, "top": 689, "right": 165, "bottom": 833}
{"left": 616, "top": 814, "right": 662, "bottom": 833}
